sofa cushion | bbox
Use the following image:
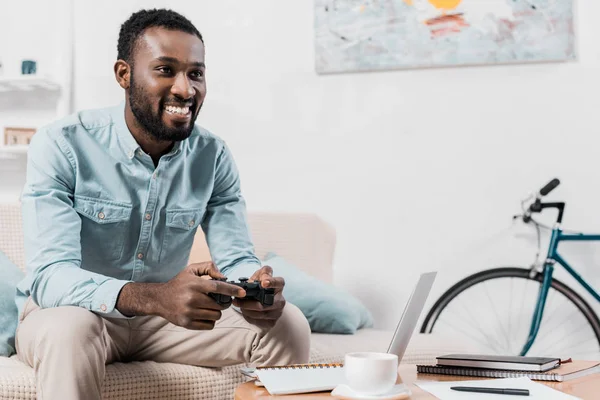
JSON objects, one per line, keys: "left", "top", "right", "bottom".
{"left": 310, "top": 330, "right": 477, "bottom": 365}
{"left": 0, "top": 251, "right": 23, "bottom": 357}
{"left": 0, "top": 332, "right": 479, "bottom": 400}
{"left": 0, "top": 348, "right": 342, "bottom": 400}
{"left": 263, "top": 253, "right": 373, "bottom": 334}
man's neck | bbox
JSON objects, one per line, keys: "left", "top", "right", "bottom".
{"left": 124, "top": 105, "right": 173, "bottom": 164}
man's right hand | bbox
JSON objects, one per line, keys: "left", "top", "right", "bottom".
{"left": 116, "top": 261, "right": 245, "bottom": 330}
{"left": 156, "top": 262, "right": 246, "bottom": 330}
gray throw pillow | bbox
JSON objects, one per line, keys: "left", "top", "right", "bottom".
{"left": 263, "top": 252, "right": 373, "bottom": 334}
{"left": 0, "top": 251, "right": 24, "bottom": 356}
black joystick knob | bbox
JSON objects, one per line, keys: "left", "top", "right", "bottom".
{"left": 239, "top": 277, "right": 249, "bottom": 282}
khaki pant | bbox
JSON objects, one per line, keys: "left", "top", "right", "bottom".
{"left": 15, "top": 298, "right": 311, "bottom": 400}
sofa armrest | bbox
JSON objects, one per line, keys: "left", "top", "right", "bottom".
{"left": 0, "top": 203, "right": 26, "bottom": 271}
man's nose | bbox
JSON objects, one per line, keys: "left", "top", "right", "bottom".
{"left": 171, "top": 73, "right": 194, "bottom": 99}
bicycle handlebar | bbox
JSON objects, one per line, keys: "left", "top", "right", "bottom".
{"left": 539, "top": 178, "right": 560, "bottom": 197}
{"left": 518, "top": 178, "right": 562, "bottom": 224}
{"left": 520, "top": 178, "right": 565, "bottom": 224}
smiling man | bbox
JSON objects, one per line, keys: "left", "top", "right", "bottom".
{"left": 14, "top": 9, "right": 310, "bottom": 399}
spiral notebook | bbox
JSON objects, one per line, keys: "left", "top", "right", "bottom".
{"left": 417, "top": 360, "right": 600, "bottom": 382}
{"left": 253, "top": 363, "right": 346, "bottom": 395}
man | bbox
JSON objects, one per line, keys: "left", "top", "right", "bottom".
{"left": 14, "top": 8, "right": 310, "bottom": 399}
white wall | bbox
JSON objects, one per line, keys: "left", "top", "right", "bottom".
{"left": 12, "top": 0, "right": 600, "bottom": 329}
{"left": 0, "top": 0, "right": 72, "bottom": 199}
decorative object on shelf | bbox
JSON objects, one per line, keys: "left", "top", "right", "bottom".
{"left": 21, "top": 60, "right": 37, "bottom": 75}
{"left": 4, "top": 127, "right": 36, "bottom": 146}
{"left": 315, "top": 0, "right": 575, "bottom": 74}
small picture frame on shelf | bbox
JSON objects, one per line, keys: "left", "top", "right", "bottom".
{"left": 4, "top": 127, "right": 36, "bottom": 146}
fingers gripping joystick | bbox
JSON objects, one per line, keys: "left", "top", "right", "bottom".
{"left": 208, "top": 277, "right": 275, "bottom": 306}
{"left": 207, "top": 280, "right": 234, "bottom": 307}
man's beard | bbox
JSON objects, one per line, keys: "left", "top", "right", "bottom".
{"left": 128, "top": 74, "right": 199, "bottom": 142}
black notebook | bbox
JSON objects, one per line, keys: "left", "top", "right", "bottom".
{"left": 436, "top": 354, "right": 560, "bottom": 372}
{"left": 417, "top": 360, "right": 600, "bottom": 382}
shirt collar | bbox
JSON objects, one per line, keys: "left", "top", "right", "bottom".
{"left": 111, "top": 101, "right": 183, "bottom": 160}
{"left": 111, "top": 101, "right": 141, "bottom": 160}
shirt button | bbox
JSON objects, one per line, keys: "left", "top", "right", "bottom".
{"left": 137, "top": 253, "right": 144, "bottom": 260}
{"left": 188, "top": 220, "right": 195, "bottom": 227}
{"left": 153, "top": 171, "right": 158, "bottom": 179}
{"left": 98, "top": 212, "right": 105, "bottom": 220}
{"left": 100, "top": 304, "right": 107, "bottom": 312}
{"left": 145, "top": 213, "right": 152, "bottom": 220}
{"left": 128, "top": 150, "right": 134, "bottom": 159}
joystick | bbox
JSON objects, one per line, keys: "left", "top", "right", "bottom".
{"left": 208, "top": 277, "right": 275, "bottom": 306}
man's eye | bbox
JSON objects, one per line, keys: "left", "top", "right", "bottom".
{"left": 190, "top": 70, "right": 204, "bottom": 79}
{"left": 157, "top": 67, "right": 172, "bottom": 74}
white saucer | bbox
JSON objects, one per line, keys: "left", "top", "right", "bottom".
{"left": 330, "top": 384, "right": 411, "bottom": 400}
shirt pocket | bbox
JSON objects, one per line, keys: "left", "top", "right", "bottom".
{"left": 159, "top": 207, "right": 204, "bottom": 266}
{"left": 73, "top": 195, "right": 133, "bottom": 262}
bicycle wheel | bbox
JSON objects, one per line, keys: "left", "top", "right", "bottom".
{"left": 420, "top": 267, "right": 600, "bottom": 360}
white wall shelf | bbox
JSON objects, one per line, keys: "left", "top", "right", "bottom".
{"left": 0, "top": 145, "right": 29, "bottom": 156}
{"left": 0, "top": 76, "right": 61, "bottom": 92}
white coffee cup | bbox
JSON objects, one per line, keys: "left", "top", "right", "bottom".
{"left": 344, "top": 352, "right": 399, "bottom": 395}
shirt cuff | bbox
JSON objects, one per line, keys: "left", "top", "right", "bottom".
{"left": 91, "top": 278, "right": 132, "bottom": 318}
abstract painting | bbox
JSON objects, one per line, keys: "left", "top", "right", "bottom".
{"left": 315, "top": 0, "right": 575, "bottom": 73}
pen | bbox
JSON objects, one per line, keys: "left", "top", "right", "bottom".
{"left": 450, "top": 386, "right": 530, "bottom": 396}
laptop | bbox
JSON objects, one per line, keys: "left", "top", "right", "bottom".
{"left": 242, "top": 272, "right": 438, "bottom": 394}
{"left": 386, "top": 271, "right": 437, "bottom": 362}
{"left": 242, "top": 271, "right": 437, "bottom": 379}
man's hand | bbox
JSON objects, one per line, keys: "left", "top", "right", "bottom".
{"left": 158, "top": 262, "right": 246, "bottom": 329}
{"left": 233, "top": 265, "right": 286, "bottom": 328}
{"left": 117, "top": 261, "right": 246, "bottom": 330}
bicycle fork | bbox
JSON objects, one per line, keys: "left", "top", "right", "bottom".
{"left": 520, "top": 264, "right": 554, "bottom": 356}
{"left": 521, "top": 227, "right": 562, "bottom": 356}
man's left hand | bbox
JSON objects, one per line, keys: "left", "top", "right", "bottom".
{"left": 233, "top": 265, "right": 286, "bottom": 328}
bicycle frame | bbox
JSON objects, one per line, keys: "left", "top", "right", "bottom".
{"left": 521, "top": 228, "right": 600, "bottom": 355}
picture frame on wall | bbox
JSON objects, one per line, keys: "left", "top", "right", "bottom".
{"left": 315, "top": 0, "right": 575, "bottom": 74}
{"left": 4, "top": 127, "right": 37, "bottom": 146}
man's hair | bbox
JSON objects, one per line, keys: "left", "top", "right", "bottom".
{"left": 117, "top": 8, "right": 203, "bottom": 63}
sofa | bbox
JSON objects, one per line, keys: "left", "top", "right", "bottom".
{"left": 0, "top": 202, "right": 473, "bottom": 399}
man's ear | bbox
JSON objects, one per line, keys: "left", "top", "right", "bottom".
{"left": 114, "top": 60, "right": 131, "bottom": 90}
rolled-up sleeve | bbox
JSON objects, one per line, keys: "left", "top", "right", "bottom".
{"left": 21, "top": 128, "right": 130, "bottom": 318}
{"left": 201, "top": 143, "right": 261, "bottom": 280}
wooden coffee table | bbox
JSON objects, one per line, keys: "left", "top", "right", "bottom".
{"left": 235, "top": 364, "right": 600, "bottom": 399}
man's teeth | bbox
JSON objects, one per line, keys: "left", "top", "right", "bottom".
{"left": 165, "top": 105, "right": 190, "bottom": 115}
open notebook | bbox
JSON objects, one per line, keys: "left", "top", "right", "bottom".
{"left": 252, "top": 363, "right": 346, "bottom": 395}
{"left": 417, "top": 360, "right": 600, "bottom": 382}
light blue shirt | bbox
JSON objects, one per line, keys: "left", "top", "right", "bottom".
{"left": 16, "top": 102, "right": 261, "bottom": 318}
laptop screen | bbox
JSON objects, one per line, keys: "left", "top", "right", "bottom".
{"left": 387, "top": 271, "right": 437, "bottom": 361}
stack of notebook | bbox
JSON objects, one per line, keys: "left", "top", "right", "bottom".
{"left": 417, "top": 354, "right": 600, "bottom": 382}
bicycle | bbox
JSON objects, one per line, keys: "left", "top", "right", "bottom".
{"left": 420, "top": 179, "right": 600, "bottom": 360}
